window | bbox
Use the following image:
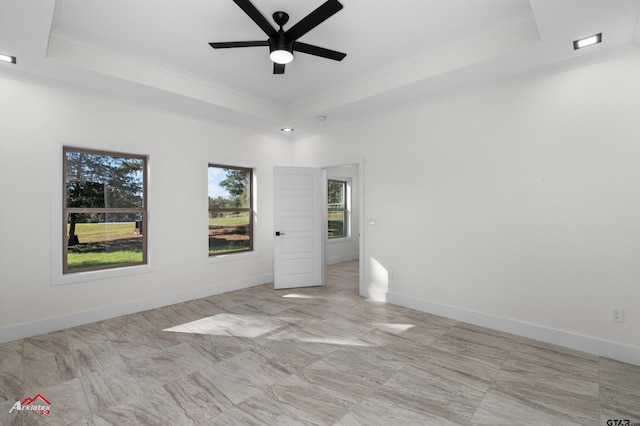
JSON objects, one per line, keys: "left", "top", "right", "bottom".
{"left": 63, "top": 147, "right": 147, "bottom": 273}
{"left": 208, "top": 164, "right": 253, "bottom": 256}
{"left": 328, "top": 178, "right": 350, "bottom": 239}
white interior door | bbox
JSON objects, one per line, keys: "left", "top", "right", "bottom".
{"left": 274, "top": 166, "right": 325, "bottom": 289}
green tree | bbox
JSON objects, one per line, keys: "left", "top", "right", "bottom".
{"left": 328, "top": 180, "right": 345, "bottom": 205}
{"left": 65, "top": 151, "right": 143, "bottom": 245}
{"left": 219, "top": 168, "right": 250, "bottom": 208}
{"left": 208, "top": 196, "right": 231, "bottom": 217}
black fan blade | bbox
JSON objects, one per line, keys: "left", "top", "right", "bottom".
{"left": 293, "top": 41, "right": 346, "bottom": 61}
{"left": 209, "top": 41, "right": 268, "bottom": 49}
{"left": 285, "top": 0, "right": 343, "bottom": 41}
{"left": 273, "top": 63, "right": 285, "bottom": 74}
{"left": 233, "top": 0, "right": 277, "bottom": 38}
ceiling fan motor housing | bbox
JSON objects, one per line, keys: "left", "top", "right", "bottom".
{"left": 269, "top": 32, "right": 294, "bottom": 55}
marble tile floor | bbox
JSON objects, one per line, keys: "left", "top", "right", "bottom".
{"left": 1, "top": 260, "right": 639, "bottom": 425}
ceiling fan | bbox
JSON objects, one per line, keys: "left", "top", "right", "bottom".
{"left": 209, "top": 0, "right": 347, "bottom": 74}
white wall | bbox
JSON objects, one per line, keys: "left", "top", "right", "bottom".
{"left": 2, "top": 52, "right": 639, "bottom": 364}
{"left": 325, "top": 164, "right": 359, "bottom": 264}
{"left": 0, "top": 78, "right": 291, "bottom": 340}
{"left": 292, "top": 53, "right": 640, "bottom": 363}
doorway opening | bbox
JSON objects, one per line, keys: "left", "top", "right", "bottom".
{"left": 323, "top": 158, "right": 364, "bottom": 296}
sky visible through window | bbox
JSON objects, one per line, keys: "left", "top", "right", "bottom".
{"left": 208, "top": 167, "right": 231, "bottom": 199}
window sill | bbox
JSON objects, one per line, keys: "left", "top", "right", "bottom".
{"left": 52, "top": 263, "right": 156, "bottom": 286}
{"left": 205, "top": 250, "right": 260, "bottom": 264}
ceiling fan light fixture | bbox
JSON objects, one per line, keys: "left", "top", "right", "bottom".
{"left": 269, "top": 34, "right": 294, "bottom": 64}
{"left": 270, "top": 49, "right": 294, "bottom": 64}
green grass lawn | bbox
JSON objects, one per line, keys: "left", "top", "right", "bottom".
{"left": 67, "top": 249, "right": 142, "bottom": 269}
{"left": 208, "top": 215, "right": 251, "bottom": 255}
{"left": 328, "top": 212, "right": 345, "bottom": 238}
{"left": 208, "top": 241, "right": 250, "bottom": 255}
{"left": 66, "top": 222, "right": 143, "bottom": 270}
{"left": 208, "top": 215, "right": 249, "bottom": 227}
{"left": 67, "top": 222, "right": 137, "bottom": 243}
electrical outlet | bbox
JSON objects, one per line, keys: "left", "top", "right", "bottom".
{"left": 610, "top": 306, "right": 625, "bottom": 322}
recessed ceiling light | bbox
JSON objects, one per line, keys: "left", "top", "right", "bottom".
{"left": 281, "top": 127, "right": 294, "bottom": 132}
{"left": 0, "top": 54, "right": 16, "bottom": 64}
{"left": 573, "top": 33, "right": 602, "bottom": 50}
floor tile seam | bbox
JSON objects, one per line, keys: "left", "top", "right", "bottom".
{"left": 266, "top": 375, "right": 359, "bottom": 419}
{"left": 86, "top": 382, "right": 156, "bottom": 419}
{"left": 369, "top": 374, "right": 474, "bottom": 426}
{"left": 468, "top": 334, "right": 519, "bottom": 421}
{"left": 353, "top": 339, "right": 418, "bottom": 370}
{"left": 597, "top": 357, "right": 615, "bottom": 424}
{"left": 500, "top": 358, "right": 601, "bottom": 389}
{"left": 597, "top": 356, "right": 610, "bottom": 410}
{"left": 314, "top": 341, "right": 346, "bottom": 361}
{"left": 358, "top": 322, "right": 424, "bottom": 348}
{"left": 151, "top": 377, "right": 215, "bottom": 423}
{"left": 407, "top": 353, "right": 497, "bottom": 392}
{"left": 301, "top": 356, "right": 406, "bottom": 404}
{"left": 119, "top": 355, "right": 186, "bottom": 402}
{"left": 490, "top": 376, "right": 602, "bottom": 410}
{"left": 400, "top": 319, "right": 461, "bottom": 370}
{"left": 22, "top": 343, "right": 74, "bottom": 361}
{"left": 437, "top": 326, "right": 517, "bottom": 353}
{"left": 78, "top": 373, "right": 120, "bottom": 416}
{"left": 384, "top": 399, "right": 469, "bottom": 426}
{"left": 509, "top": 340, "right": 601, "bottom": 368}
{"left": 0, "top": 372, "right": 25, "bottom": 404}
{"left": 423, "top": 327, "right": 514, "bottom": 368}
{"left": 490, "top": 333, "right": 518, "bottom": 375}
{"left": 507, "top": 351, "right": 601, "bottom": 374}
{"left": 598, "top": 379, "right": 640, "bottom": 402}
{"left": 598, "top": 403, "right": 640, "bottom": 423}
{"left": 233, "top": 396, "right": 288, "bottom": 426}
{"left": 30, "top": 376, "right": 95, "bottom": 418}
{"left": 476, "top": 386, "right": 598, "bottom": 425}
{"left": 467, "top": 387, "right": 493, "bottom": 426}
{"left": 2, "top": 357, "right": 25, "bottom": 387}
{"left": 184, "top": 369, "right": 239, "bottom": 415}
{"left": 397, "top": 326, "right": 454, "bottom": 348}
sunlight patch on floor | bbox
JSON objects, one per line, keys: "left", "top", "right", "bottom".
{"left": 273, "top": 336, "right": 374, "bottom": 346}
{"left": 282, "top": 293, "right": 316, "bottom": 299}
{"left": 162, "top": 313, "right": 375, "bottom": 345}
{"left": 370, "top": 323, "right": 415, "bottom": 333}
{"left": 162, "top": 313, "right": 276, "bottom": 337}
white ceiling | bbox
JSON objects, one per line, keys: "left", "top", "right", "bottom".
{"left": 1, "top": 0, "right": 640, "bottom": 137}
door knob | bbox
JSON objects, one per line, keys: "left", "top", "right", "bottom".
{"left": 275, "top": 231, "right": 285, "bottom": 236}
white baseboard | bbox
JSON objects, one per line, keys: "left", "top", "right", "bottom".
{"left": 362, "top": 287, "right": 388, "bottom": 302}
{"left": 381, "top": 291, "right": 639, "bottom": 366}
{"left": 327, "top": 253, "right": 359, "bottom": 265}
{"left": 0, "top": 274, "right": 273, "bottom": 344}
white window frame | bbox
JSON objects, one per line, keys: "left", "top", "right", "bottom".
{"left": 51, "top": 140, "right": 155, "bottom": 286}
{"left": 204, "top": 162, "right": 259, "bottom": 264}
